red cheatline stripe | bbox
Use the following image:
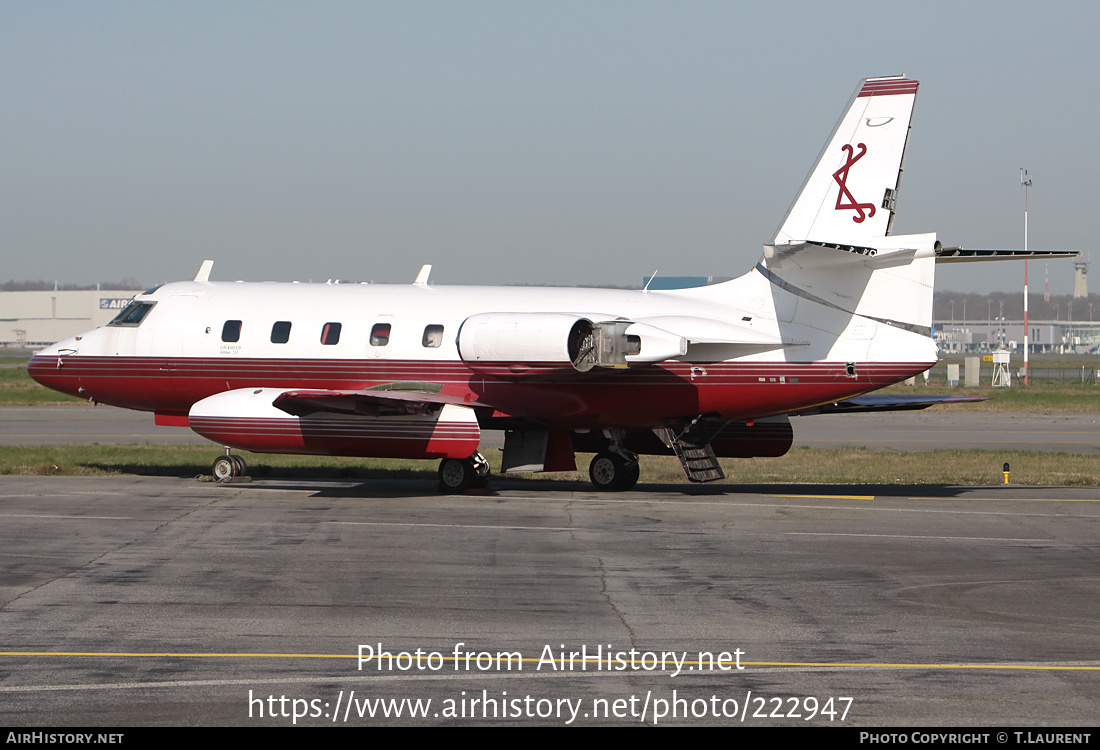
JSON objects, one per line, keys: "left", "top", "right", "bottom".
{"left": 858, "top": 79, "right": 919, "bottom": 97}
{"left": 35, "top": 356, "right": 935, "bottom": 388}
{"left": 34, "top": 355, "right": 932, "bottom": 369}
{"left": 60, "top": 360, "right": 931, "bottom": 376}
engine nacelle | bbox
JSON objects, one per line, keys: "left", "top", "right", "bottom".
{"left": 188, "top": 388, "right": 480, "bottom": 459}
{"left": 457, "top": 313, "right": 686, "bottom": 378}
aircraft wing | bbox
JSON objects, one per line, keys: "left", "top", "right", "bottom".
{"left": 272, "top": 386, "right": 489, "bottom": 418}
{"left": 791, "top": 393, "right": 986, "bottom": 415}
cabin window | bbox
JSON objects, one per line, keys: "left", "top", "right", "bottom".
{"left": 221, "top": 320, "right": 242, "bottom": 342}
{"left": 422, "top": 324, "right": 444, "bottom": 348}
{"left": 221, "top": 321, "right": 243, "bottom": 345}
{"left": 107, "top": 301, "right": 156, "bottom": 327}
{"left": 370, "top": 323, "right": 391, "bottom": 346}
{"left": 321, "top": 322, "right": 342, "bottom": 345}
{"left": 271, "top": 321, "right": 292, "bottom": 344}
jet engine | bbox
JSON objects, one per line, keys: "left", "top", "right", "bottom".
{"left": 456, "top": 313, "right": 686, "bottom": 378}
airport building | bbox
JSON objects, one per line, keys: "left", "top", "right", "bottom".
{"left": 934, "top": 319, "right": 1100, "bottom": 354}
{"left": 0, "top": 290, "right": 138, "bottom": 348}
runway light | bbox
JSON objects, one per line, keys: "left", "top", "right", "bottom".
{"left": 1003, "top": 462, "right": 1010, "bottom": 485}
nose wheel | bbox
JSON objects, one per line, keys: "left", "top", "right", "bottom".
{"left": 438, "top": 452, "right": 491, "bottom": 493}
{"left": 212, "top": 453, "right": 248, "bottom": 481}
{"left": 588, "top": 451, "right": 640, "bottom": 491}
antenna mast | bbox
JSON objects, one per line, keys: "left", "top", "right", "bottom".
{"left": 1021, "top": 168, "right": 1032, "bottom": 386}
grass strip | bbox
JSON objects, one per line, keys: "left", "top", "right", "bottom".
{"left": 0, "top": 444, "right": 1095, "bottom": 486}
{"left": 0, "top": 368, "right": 85, "bottom": 405}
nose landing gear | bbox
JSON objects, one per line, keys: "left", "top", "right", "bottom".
{"left": 212, "top": 450, "right": 248, "bottom": 481}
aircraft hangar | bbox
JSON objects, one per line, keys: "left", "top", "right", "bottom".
{"left": 0, "top": 289, "right": 138, "bottom": 347}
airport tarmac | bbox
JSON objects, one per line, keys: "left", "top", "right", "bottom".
{"left": 1, "top": 475, "right": 1097, "bottom": 726}
{"left": 1, "top": 404, "right": 1099, "bottom": 453}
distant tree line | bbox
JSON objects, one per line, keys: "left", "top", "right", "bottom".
{"left": 934, "top": 290, "right": 1098, "bottom": 322}
{"left": 0, "top": 278, "right": 143, "bottom": 292}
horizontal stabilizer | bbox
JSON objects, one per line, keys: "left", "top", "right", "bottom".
{"left": 935, "top": 248, "right": 1079, "bottom": 263}
{"left": 763, "top": 238, "right": 931, "bottom": 272}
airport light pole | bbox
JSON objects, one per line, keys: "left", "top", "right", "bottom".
{"left": 1021, "top": 169, "right": 1031, "bottom": 386}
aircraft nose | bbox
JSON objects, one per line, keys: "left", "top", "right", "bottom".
{"left": 27, "top": 352, "right": 83, "bottom": 397}
{"left": 26, "top": 332, "right": 92, "bottom": 398}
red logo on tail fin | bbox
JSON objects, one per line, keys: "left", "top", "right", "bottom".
{"left": 833, "top": 143, "right": 876, "bottom": 223}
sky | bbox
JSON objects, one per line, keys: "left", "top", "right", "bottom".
{"left": 1, "top": 1, "right": 1096, "bottom": 294}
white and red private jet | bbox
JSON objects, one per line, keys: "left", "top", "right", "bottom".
{"left": 30, "top": 76, "right": 1063, "bottom": 491}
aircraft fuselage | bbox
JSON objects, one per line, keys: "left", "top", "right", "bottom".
{"left": 29, "top": 275, "right": 934, "bottom": 430}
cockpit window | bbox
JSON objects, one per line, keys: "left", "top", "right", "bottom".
{"left": 107, "top": 301, "right": 156, "bottom": 327}
{"left": 142, "top": 284, "right": 164, "bottom": 295}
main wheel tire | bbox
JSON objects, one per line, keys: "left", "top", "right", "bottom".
{"left": 438, "top": 457, "right": 476, "bottom": 493}
{"left": 230, "top": 454, "right": 248, "bottom": 477}
{"left": 620, "top": 460, "right": 640, "bottom": 491}
{"left": 212, "top": 455, "right": 237, "bottom": 481}
{"left": 588, "top": 451, "right": 625, "bottom": 491}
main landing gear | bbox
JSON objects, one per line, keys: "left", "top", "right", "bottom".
{"left": 438, "top": 452, "right": 491, "bottom": 493}
{"left": 212, "top": 451, "right": 248, "bottom": 481}
{"left": 588, "top": 449, "right": 640, "bottom": 492}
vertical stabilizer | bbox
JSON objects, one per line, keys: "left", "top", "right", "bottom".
{"left": 773, "top": 76, "right": 918, "bottom": 246}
